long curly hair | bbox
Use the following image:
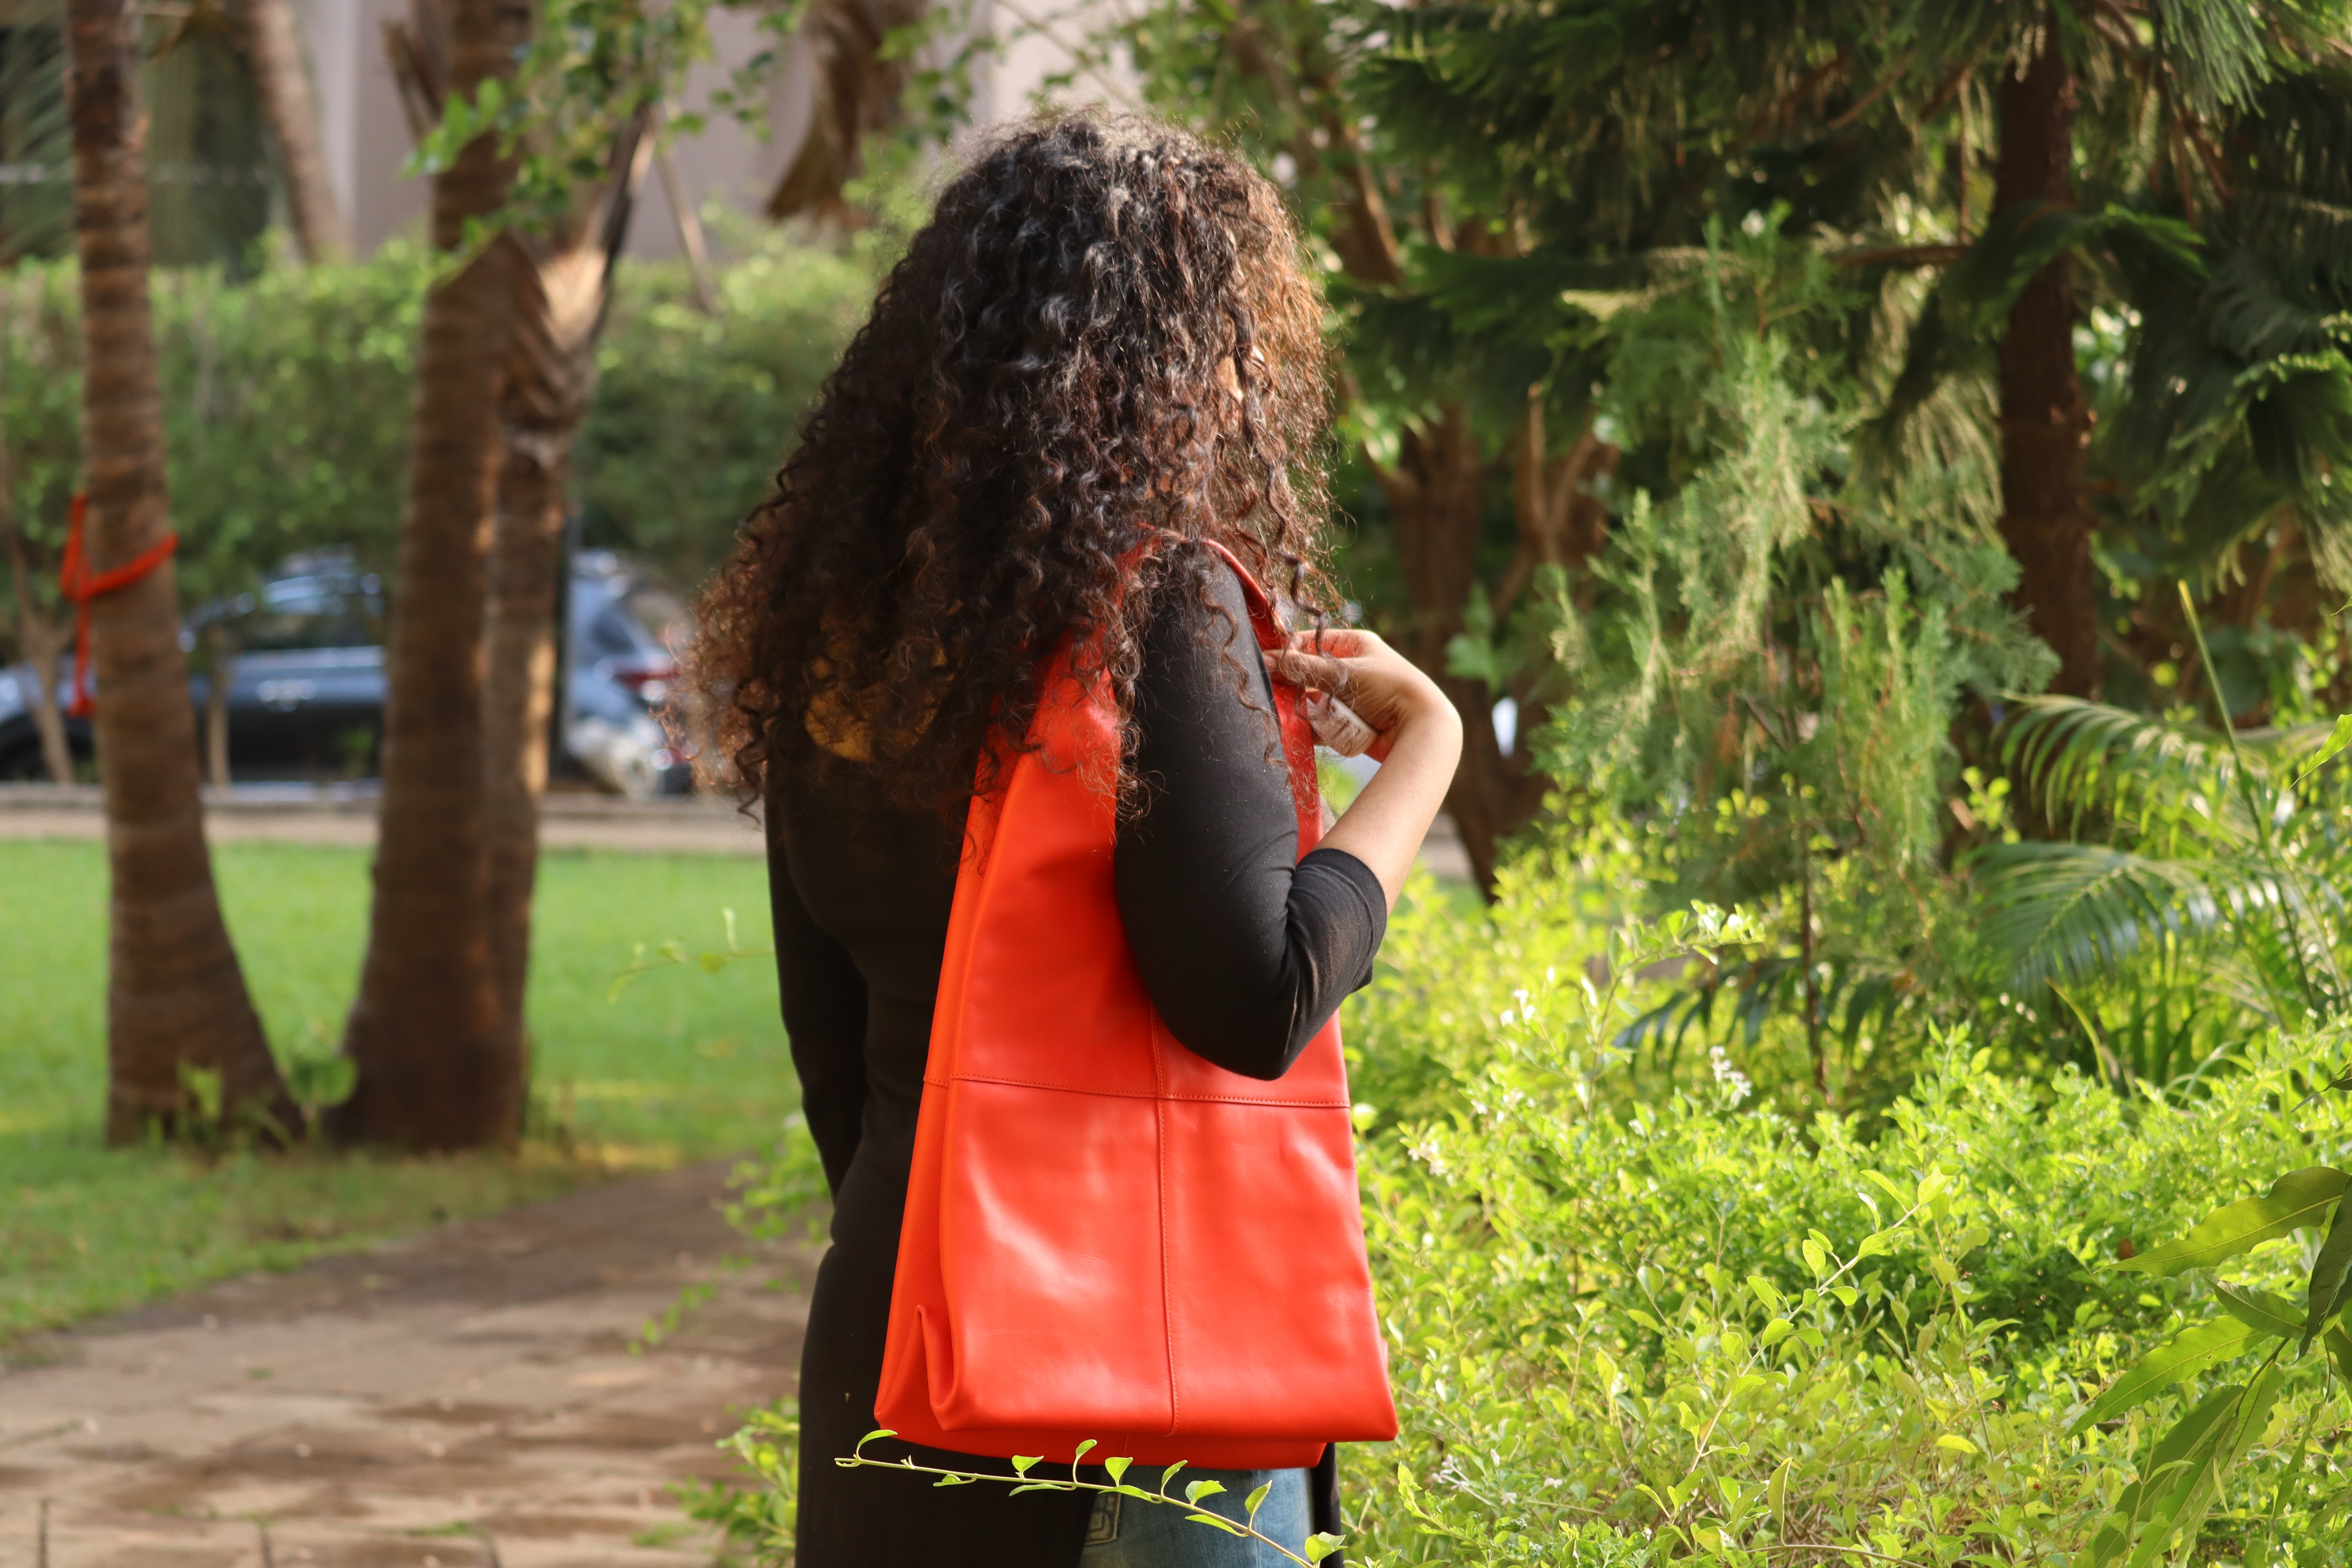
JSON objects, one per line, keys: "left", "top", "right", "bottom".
{"left": 688, "top": 111, "right": 1334, "bottom": 818}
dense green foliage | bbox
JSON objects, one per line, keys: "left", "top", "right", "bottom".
{"left": 574, "top": 229, "right": 881, "bottom": 585}
{"left": 0, "top": 230, "right": 873, "bottom": 650}
{"left": 1346, "top": 853, "right": 2352, "bottom": 1566}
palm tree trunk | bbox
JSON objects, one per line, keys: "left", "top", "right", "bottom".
{"left": 482, "top": 413, "right": 569, "bottom": 1044}
{"left": 202, "top": 621, "right": 233, "bottom": 789}
{"left": 330, "top": 0, "right": 528, "bottom": 1151}
{"left": 482, "top": 125, "right": 648, "bottom": 1041}
{"left": 0, "top": 368, "right": 76, "bottom": 786}
{"left": 66, "top": 0, "right": 297, "bottom": 1143}
{"left": 1993, "top": 8, "right": 2098, "bottom": 697}
{"left": 232, "top": 0, "right": 350, "bottom": 263}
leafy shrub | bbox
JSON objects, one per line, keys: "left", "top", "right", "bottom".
{"left": 1, "top": 251, "right": 424, "bottom": 611}
{"left": 575, "top": 230, "right": 881, "bottom": 587}
{"left": 1346, "top": 853, "right": 2352, "bottom": 1566}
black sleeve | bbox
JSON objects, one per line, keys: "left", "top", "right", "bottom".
{"left": 766, "top": 815, "right": 871, "bottom": 1197}
{"left": 1114, "top": 561, "right": 1388, "bottom": 1081}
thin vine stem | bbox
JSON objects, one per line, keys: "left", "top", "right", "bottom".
{"left": 835, "top": 1431, "right": 1340, "bottom": 1566}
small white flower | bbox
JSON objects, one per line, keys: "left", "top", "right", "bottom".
{"left": 1709, "top": 1046, "right": 1754, "bottom": 1107}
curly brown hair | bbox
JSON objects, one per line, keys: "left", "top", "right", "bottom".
{"left": 687, "top": 110, "right": 1334, "bottom": 817}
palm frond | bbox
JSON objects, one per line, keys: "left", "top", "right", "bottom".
{"left": 2147, "top": 0, "right": 2330, "bottom": 117}
{"left": 1974, "top": 840, "right": 2283, "bottom": 992}
{"left": 2000, "top": 696, "right": 2254, "bottom": 844}
{"left": 2234, "top": 69, "right": 2352, "bottom": 289}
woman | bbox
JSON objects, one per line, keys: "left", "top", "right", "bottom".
{"left": 690, "top": 112, "right": 1461, "bottom": 1567}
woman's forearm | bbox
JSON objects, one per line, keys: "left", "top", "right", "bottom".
{"left": 1317, "top": 701, "right": 1464, "bottom": 909}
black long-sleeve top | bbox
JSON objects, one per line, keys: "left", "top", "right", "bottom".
{"left": 766, "top": 561, "right": 1387, "bottom": 1568}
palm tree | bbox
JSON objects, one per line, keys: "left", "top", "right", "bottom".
{"left": 0, "top": 337, "right": 75, "bottom": 784}
{"left": 330, "top": 0, "right": 528, "bottom": 1150}
{"left": 230, "top": 0, "right": 349, "bottom": 263}
{"left": 374, "top": 0, "right": 657, "bottom": 1113}
{"left": 766, "top": 0, "right": 929, "bottom": 226}
{"left": 481, "top": 131, "right": 650, "bottom": 1038}
{"left": 65, "top": 0, "right": 297, "bottom": 1140}
{"left": 1987, "top": 8, "right": 2098, "bottom": 697}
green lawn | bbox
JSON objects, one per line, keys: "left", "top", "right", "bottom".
{"left": 0, "top": 838, "right": 793, "bottom": 1342}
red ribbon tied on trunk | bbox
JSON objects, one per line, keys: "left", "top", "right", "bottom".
{"left": 56, "top": 492, "right": 178, "bottom": 719}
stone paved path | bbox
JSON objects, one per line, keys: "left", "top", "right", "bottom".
{"left": 0, "top": 1166, "right": 818, "bottom": 1568}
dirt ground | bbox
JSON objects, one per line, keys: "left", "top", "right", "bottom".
{"left": 0, "top": 1165, "right": 819, "bottom": 1568}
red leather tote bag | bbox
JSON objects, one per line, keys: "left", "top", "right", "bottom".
{"left": 874, "top": 544, "right": 1397, "bottom": 1469}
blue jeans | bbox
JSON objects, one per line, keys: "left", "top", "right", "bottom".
{"left": 1080, "top": 1466, "right": 1311, "bottom": 1567}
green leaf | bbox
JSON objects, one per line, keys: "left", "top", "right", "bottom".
{"left": 2328, "top": 1321, "right": 2352, "bottom": 1383}
{"left": 2069, "top": 1316, "right": 2274, "bottom": 1435}
{"left": 1158, "top": 1461, "right": 1187, "bottom": 1494}
{"left": 2124, "top": 1365, "right": 2286, "bottom": 1568}
{"left": 1012, "top": 1456, "right": 1040, "bottom": 1475}
{"left": 2074, "top": 1384, "right": 2238, "bottom": 1568}
{"left": 2117, "top": 1167, "right": 2348, "bottom": 1276}
{"left": 2215, "top": 1282, "right": 2304, "bottom": 1339}
{"left": 1104, "top": 1457, "right": 1131, "bottom": 1483}
{"left": 1184, "top": 1512, "right": 1249, "bottom": 1535}
{"left": 1072, "top": 1439, "right": 1097, "bottom": 1461}
{"left": 2305, "top": 1196, "right": 2352, "bottom": 1352}
{"left": 2294, "top": 713, "right": 2352, "bottom": 784}
{"left": 1305, "top": 1534, "right": 1344, "bottom": 1564}
{"left": 1937, "top": 1433, "right": 1979, "bottom": 1455}
{"left": 1184, "top": 1479, "right": 1227, "bottom": 1505}
{"left": 2074, "top": 1497, "right": 2132, "bottom": 1568}
{"left": 1244, "top": 1482, "right": 1272, "bottom": 1520}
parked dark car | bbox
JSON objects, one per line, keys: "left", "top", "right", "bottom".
{"left": 0, "top": 549, "right": 690, "bottom": 795}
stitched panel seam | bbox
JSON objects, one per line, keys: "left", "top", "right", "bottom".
{"left": 1152, "top": 1031, "right": 1178, "bottom": 1437}
{"left": 941, "top": 1071, "right": 1348, "bottom": 1108}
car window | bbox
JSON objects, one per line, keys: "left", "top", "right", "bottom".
{"left": 236, "top": 579, "right": 383, "bottom": 652}
{"left": 583, "top": 607, "right": 646, "bottom": 660}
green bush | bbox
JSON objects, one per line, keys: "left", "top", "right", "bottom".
{"left": 1, "top": 251, "right": 424, "bottom": 611}
{"left": 1348, "top": 845, "right": 2352, "bottom": 1565}
{"left": 575, "top": 231, "right": 880, "bottom": 587}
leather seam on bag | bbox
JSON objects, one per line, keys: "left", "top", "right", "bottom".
{"left": 934, "top": 1071, "right": 1350, "bottom": 1109}
{"left": 1154, "top": 1022, "right": 1180, "bottom": 1437}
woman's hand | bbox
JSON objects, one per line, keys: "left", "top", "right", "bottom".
{"left": 1267, "top": 628, "right": 1463, "bottom": 909}
{"left": 1268, "top": 628, "right": 1450, "bottom": 762}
